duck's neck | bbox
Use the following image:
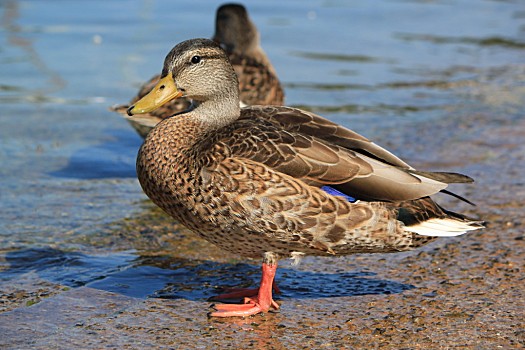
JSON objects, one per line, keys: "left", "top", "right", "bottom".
{"left": 189, "top": 93, "right": 241, "bottom": 130}
{"left": 149, "top": 93, "right": 240, "bottom": 160}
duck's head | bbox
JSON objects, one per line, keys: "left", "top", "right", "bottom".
{"left": 127, "top": 38, "right": 240, "bottom": 118}
{"left": 213, "top": 4, "right": 258, "bottom": 54}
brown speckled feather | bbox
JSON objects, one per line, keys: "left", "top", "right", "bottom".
{"left": 219, "top": 107, "right": 465, "bottom": 202}
{"left": 138, "top": 116, "right": 437, "bottom": 260}
{"left": 137, "top": 108, "right": 480, "bottom": 261}
{"left": 228, "top": 52, "right": 284, "bottom": 106}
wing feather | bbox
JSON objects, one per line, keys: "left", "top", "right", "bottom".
{"left": 213, "top": 106, "right": 453, "bottom": 202}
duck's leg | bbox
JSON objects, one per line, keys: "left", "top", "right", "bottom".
{"left": 209, "top": 275, "right": 280, "bottom": 301}
{"left": 210, "top": 253, "right": 279, "bottom": 317}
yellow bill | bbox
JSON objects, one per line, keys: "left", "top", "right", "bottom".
{"left": 127, "top": 72, "right": 182, "bottom": 116}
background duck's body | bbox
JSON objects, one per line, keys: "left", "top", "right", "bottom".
{"left": 129, "top": 38, "right": 483, "bottom": 317}
{"left": 113, "top": 4, "right": 284, "bottom": 138}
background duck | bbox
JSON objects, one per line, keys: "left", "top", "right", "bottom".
{"left": 128, "top": 38, "right": 484, "bottom": 317}
{"left": 112, "top": 3, "right": 284, "bottom": 138}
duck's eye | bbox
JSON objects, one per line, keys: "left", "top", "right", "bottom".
{"left": 191, "top": 55, "right": 201, "bottom": 64}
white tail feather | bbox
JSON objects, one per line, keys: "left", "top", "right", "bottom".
{"left": 405, "top": 218, "right": 482, "bottom": 237}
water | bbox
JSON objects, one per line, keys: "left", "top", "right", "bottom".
{"left": 1, "top": 0, "right": 524, "bottom": 304}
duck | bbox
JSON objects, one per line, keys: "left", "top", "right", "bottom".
{"left": 127, "top": 38, "right": 484, "bottom": 317}
{"left": 112, "top": 3, "right": 284, "bottom": 138}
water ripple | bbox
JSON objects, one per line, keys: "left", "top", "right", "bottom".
{"left": 395, "top": 33, "right": 525, "bottom": 49}
{"left": 290, "top": 50, "right": 396, "bottom": 63}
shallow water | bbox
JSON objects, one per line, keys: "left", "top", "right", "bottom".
{"left": 1, "top": 1, "right": 524, "bottom": 345}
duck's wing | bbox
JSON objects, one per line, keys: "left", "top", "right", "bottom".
{"left": 253, "top": 106, "right": 413, "bottom": 168}
{"left": 224, "top": 106, "right": 469, "bottom": 202}
{"left": 264, "top": 107, "right": 473, "bottom": 182}
{"left": 203, "top": 155, "right": 385, "bottom": 256}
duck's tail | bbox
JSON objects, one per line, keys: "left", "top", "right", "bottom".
{"left": 397, "top": 197, "right": 485, "bottom": 237}
{"left": 404, "top": 216, "right": 484, "bottom": 237}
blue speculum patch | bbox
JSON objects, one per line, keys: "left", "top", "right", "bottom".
{"left": 321, "top": 186, "right": 357, "bottom": 203}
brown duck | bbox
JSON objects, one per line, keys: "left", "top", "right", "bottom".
{"left": 127, "top": 38, "right": 484, "bottom": 317}
{"left": 113, "top": 3, "right": 284, "bottom": 138}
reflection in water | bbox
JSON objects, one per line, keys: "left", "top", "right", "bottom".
{"left": 210, "top": 315, "right": 288, "bottom": 349}
{"left": 1, "top": 247, "right": 133, "bottom": 287}
{"left": 2, "top": 247, "right": 414, "bottom": 302}
{"left": 395, "top": 32, "right": 525, "bottom": 49}
{"left": 293, "top": 102, "right": 441, "bottom": 115}
{"left": 290, "top": 50, "right": 395, "bottom": 63}
{"left": 49, "top": 128, "right": 139, "bottom": 179}
{"left": 286, "top": 81, "right": 372, "bottom": 91}
{"left": 1, "top": 0, "right": 66, "bottom": 102}
{"left": 287, "top": 79, "right": 476, "bottom": 92}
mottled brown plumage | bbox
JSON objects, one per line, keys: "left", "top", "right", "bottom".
{"left": 112, "top": 4, "right": 284, "bottom": 138}
{"left": 128, "top": 38, "right": 483, "bottom": 317}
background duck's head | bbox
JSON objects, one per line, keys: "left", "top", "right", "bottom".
{"left": 127, "top": 38, "right": 240, "bottom": 117}
{"left": 213, "top": 3, "right": 258, "bottom": 55}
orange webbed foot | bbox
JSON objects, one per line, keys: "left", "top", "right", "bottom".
{"left": 210, "top": 297, "right": 279, "bottom": 317}
{"left": 208, "top": 263, "right": 279, "bottom": 318}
